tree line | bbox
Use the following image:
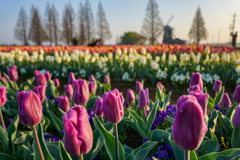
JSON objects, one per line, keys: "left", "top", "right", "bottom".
{"left": 15, "top": 1, "right": 111, "bottom": 46}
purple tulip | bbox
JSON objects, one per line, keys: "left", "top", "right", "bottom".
{"left": 0, "top": 87, "right": 7, "bottom": 107}
{"left": 94, "top": 98, "right": 103, "bottom": 117}
{"left": 176, "top": 95, "right": 197, "bottom": 109}
{"left": 68, "top": 72, "right": 76, "bottom": 84}
{"left": 45, "top": 71, "right": 51, "bottom": 81}
{"left": 172, "top": 97, "right": 208, "bottom": 150}
{"left": 2, "top": 77, "right": 7, "bottom": 84}
{"left": 58, "top": 96, "right": 70, "bottom": 113}
{"left": 212, "top": 80, "right": 222, "bottom": 92}
{"left": 88, "top": 81, "right": 96, "bottom": 94}
{"left": 136, "top": 81, "right": 143, "bottom": 92}
{"left": 233, "top": 106, "right": 240, "bottom": 128}
{"left": 89, "top": 74, "right": 95, "bottom": 82}
{"left": 37, "top": 74, "right": 47, "bottom": 86}
{"left": 189, "top": 72, "right": 203, "bottom": 90}
{"left": 221, "top": 93, "right": 231, "bottom": 108}
{"left": 54, "top": 79, "right": 60, "bottom": 87}
{"left": 127, "top": 89, "right": 135, "bottom": 102}
{"left": 101, "top": 89, "right": 124, "bottom": 124}
{"left": 63, "top": 106, "right": 93, "bottom": 156}
{"left": 65, "top": 84, "right": 73, "bottom": 99}
{"left": 189, "top": 84, "right": 202, "bottom": 93}
{"left": 190, "top": 91, "right": 209, "bottom": 117}
{"left": 33, "top": 85, "right": 46, "bottom": 103}
{"left": 157, "top": 82, "right": 163, "bottom": 91}
{"left": 72, "top": 79, "right": 89, "bottom": 105}
{"left": 34, "top": 70, "right": 40, "bottom": 80}
{"left": 139, "top": 88, "right": 149, "bottom": 110}
{"left": 7, "top": 65, "right": 18, "bottom": 81}
{"left": 17, "top": 91, "right": 43, "bottom": 126}
{"left": 233, "top": 85, "right": 240, "bottom": 103}
{"left": 104, "top": 75, "right": 110, "bottom": 84}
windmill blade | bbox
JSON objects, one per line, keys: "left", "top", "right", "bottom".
{"left": 166, "top": 15, "right": 174, "bottom": 26}
{"left": 159, "top": 28, "right": 164, "bottom": 36}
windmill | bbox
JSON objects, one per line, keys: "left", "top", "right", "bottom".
{"left": 160, "top": 15, "right": 185, "bottom": 44}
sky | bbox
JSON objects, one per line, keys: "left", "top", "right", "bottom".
{"left": 0, "top": 0, "right": 240, "bottom": 45}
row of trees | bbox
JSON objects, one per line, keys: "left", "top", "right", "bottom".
{"left": 15, "top": 1, "right": 111, "bottom": 45}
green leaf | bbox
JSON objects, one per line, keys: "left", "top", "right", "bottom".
{"left": 47, "top": 144, "right": 62, "bottom": 160}
{"left": 33, "top": 124, "right": 54, "bottom": 160}
{"left": 22, "top": 145, "right": 33, "bottom": 160}
{"left": 129, "top": 110, "right": 147, "bottom": 138}
{"left": 85, "top": 96, "right": 100, "bottom": 110}
{"left": 214, "top": 87, "right": 225, "bottom": 106}
{"left": 123, "top": 145, "right": 133, "bottom": 158}
{"left": 48, "top": 110, "right": 64, "bottom": 137}
{"left": 207, "top": 110, "right": 218, "bottom": 133}
{"left": 198, "top": 148, "right": 240, "bottom": 160}
{"left": 208, "top": 102, "right": 214, "bottom": 111}
{"left": 41, "top": 115, "right": 50, "bottom": 133}
{"left": 59, "top": 141, "right": 72, "bottom": 160}
{"left": 7, "top": 115, "right": 19, "bottom": 154}
{"left": 46, "top": 80, "right": 57, "bottom": 98}
{"left": 167, "top": 116, "right": 174, "bottom": 125}
{"left": 217, "top": 111, "right": 233, "bottom": 136}
{"left": 231, "top": 126, "right": 240, "bottom": 148}
{"left": 94, "top": 116, "right": 125, "bottom": 160}
{"left": 162, "top": 92, "right": 171, "bottom": 110}
{"left": 155, "top": 85, "right": 164, "bottom": 101}
{"left": 0, "top": 126, "right": 10, "bottom": 153}
{"left": 0, "top": 153, "right": 15, "bottom": 160}
{"left": 150, "top": 129, "right": 171, "bottom": 144}
{"left": 14, "top": 131, "right": 34, "bottom": 145}
{"left": 208, "top": 96, "right": 214, "bottom": 104}
{"left": 3, "top": 73, "right": 16, "bottom": 92}
{"left": 203, "top": 87, "right": 207, "bottom": 94}
{"left": 226, "top": 102, "right": 238, "bottom": 121}
{"left": 58, "top": 108, "right": 66, "bottom": 116}
{"left": 146, "top": 100, "right": 159, "bottom": 136}
{"left": 126, "top": 141, "right": 158, "bottom": 160}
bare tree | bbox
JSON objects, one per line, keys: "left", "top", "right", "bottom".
{"left": 28, "top": 6, "right": 48, "bottom": 45}
{"left": 96, "top": 1, "right": 111, "bottom": 43}
{"left": 15, "top": 7, "right": 28, "bottom": 45}
{"left": 62, "top": 3, "right": 75, "bottom": 45}
{"left": 84, "top": 0, "right": 95, "bottom": 44}
{"left": 188, "top": 6, "right": 207, "bottom": 43}
{"left": 44, "top": 3, "right": 53, "bottom": 45}
{"left": 52, "top": 4, "right": 60, "bottom": 45}
{"left": 141, "top": 0, "right": 163, "bottom": 45}
{"left": 78, "top": 2, "right": 86, "bottom": 45}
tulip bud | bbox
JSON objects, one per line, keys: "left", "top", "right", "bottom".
{"left": 94, "top": 98, "right": 103, "bottom": 117}
{"left": 58, "top": 96, "right": 70, "bottom": 113}
{"left": 65, "top": 84, "right": 73, "bottom": 99}
{"left": 7, "top": 65, "right": 18, "bottom": 81}
{"left": 222, "top": 93, "right": 231, "bottom": 108}
{"left": 63, "top": 106, "right": 93, "bottom": 156}
{"left": 190, "top": 91, "right": 209, "bottom": 117}
{"left": 176, "top": 95, "right": 197, "bottom": 109}
{"left": 17, "top": 91, "right": 43, "bottom": 126}
{"left": 33, "top": 85, "right": 46, "bottom": 103}
{"left": 138, "top": 89, "right": 149, "bottom": 110}
{"left": 45, "top": 71, "right": 51, "bottom": 81}
{"left": 2, "top": 77, "right": 7, "bottom": 84}
{"left": 101, "top": 89, "right": 124, "bottom": 124}
{"left": 54, "top": 79, "right": 60, "bottom": 87}
{"left": 189, "top": 72, "right": 203, "bottom": 90}
{"left": 157, "top": 82, "right": 163, "bottom": 91}
{"left": 72, "top": 79, "right": 89, "bottom": 105}
{"left": 189, "top": 84, "right": 202, "bottom": 93}
{"left": 136, "top": 81, "right": 143, "bottom": 92}
{"left": 212, "top": 80, "right": 222, "bottom": 92}
{"left": 233, "top": 85, "right": 240, "bottom": 103}
{"left": 68, "top": 72, "right": 76, "bottom": 84}
{"left": 89, "top": 74, "right": 95, "bottom": 82}
{"left": 233, "top": 106, "right": 240, "bottom": 128}
{"left": 37, "top": 74, "right": 47, "bottom": 86}
{"left": 104, "top": 75, "right": 110, "bottom": 84}
{"left": 172, "top": 97, "right": 208, "bottom": 150}
{"left": 34, "top": 70, "right": 40, "bottom": 80}
{"left": 88, "top": 81, "right": 96, "bottom": 94}
{"left": 0, "top": 87, "right": 7, "bottom": 107}
{"left": 127, "top": 89, "right": 135, "bottom": 102}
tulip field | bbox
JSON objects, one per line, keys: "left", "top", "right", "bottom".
{"left": 1, "top": 44, "right": 240, "bottom": 160}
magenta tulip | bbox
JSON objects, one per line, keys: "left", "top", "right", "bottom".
{"left": 172, "top": 97, "right": 208, "bottom": 150}
{"left": 7, "top": 65, "right": 18, "bottom": 81}
{"left": 89, "top": 74, "right": 95, "bottom": 82}
{"left": 45, "top": 71, "right": 51, "bottom": 81}
{"left": 157, "top": 82, "right": 163, "bottom": 91}
{"left": 33, "top": 85, "right": 46, "bottom": 103}
{"left": 101, "top": 89, "right": 124, "bottom": 124}
{"left": 63, "top": 105, "right": 93, "bottom": 156}
{"left": 212, "top": 80, "right": 222, "bottom": 92}
{"left": 127, "top": 89, "right": 135, "bottom": 102}
{"left": 233, "top": 85, "right": 240, "bottom": 103}
{"left": 37, "top": 74, "right": 47, "bottom": 86}
{"left": 54, "top": 78, "right": 60, "bottom": 87}
{"left": 138, "top": 88, "right": 149, "bottom": 110}
{"left": 0, "top": 87, "right": 7, "bottom": 107}
{"left": 190, "top": 91, "right": 209, "bottom": 117}
{"left": 34, "top": 70, "right": 40, "bottom": 80}
{"left": 233, "top": 106, "right": 240, "bottom": 128}
{"left": 189, "top": 84, "right": 202, "bottom": 93}
{"left": 94, "top": 98, "right": 103, "bottom": 117}
{"left": 58, "top": 96, "right": 70, "bottom": 113}
{"left": 72, "top": 79, "right": 89, "bottom": 105}
{"left": 65, "top": 84, "right": 73, "bottom": 99}
{"left": 136, "top": 81, "right": 143, "bottom": 92}
{"left": 17, "top": 91, "right": 43, "bottom": 126}
{"left": 88, "top": 81, "right": 96, "bottom": 94}
{"left": 68, "top": 72, "right": 76, "bottom": 84}
{"left": 222, "top": 93, "right": 231, "bottom": 108}
{"left": 189, "top": 72, "right": 203, "bottom": 90}
{"left": 176, "top": 95, "right": 197, "bottom": 109}
{"left": 104, "top": 75, "right": 110, "bottom": 84}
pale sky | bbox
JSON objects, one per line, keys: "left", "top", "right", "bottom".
{"left": 0, "top": 0, "right": 240, "bottom": 45}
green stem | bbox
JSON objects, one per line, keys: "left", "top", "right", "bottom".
{"left": 0, "top": 108, "right": 6, "bottom": 131}
{"left": 78, "top": 154, "right": 83, "bottom": 160}
{"left": 32, "top": 126, "right": 45, "bottom": 160}
{"left": 114, "top": 124, "right": 120, "bottom": 160}
{"left": 14, "top": 81, "right": 17, "bottom": 92}
{"left": 101, "top": 116, "right": 104, "bottom": 124}
{"left": 143, "top": 108, "right": 147, "bottom": 123}
{"left": 184, "top": 150, "right": 189, "bottom": 160}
